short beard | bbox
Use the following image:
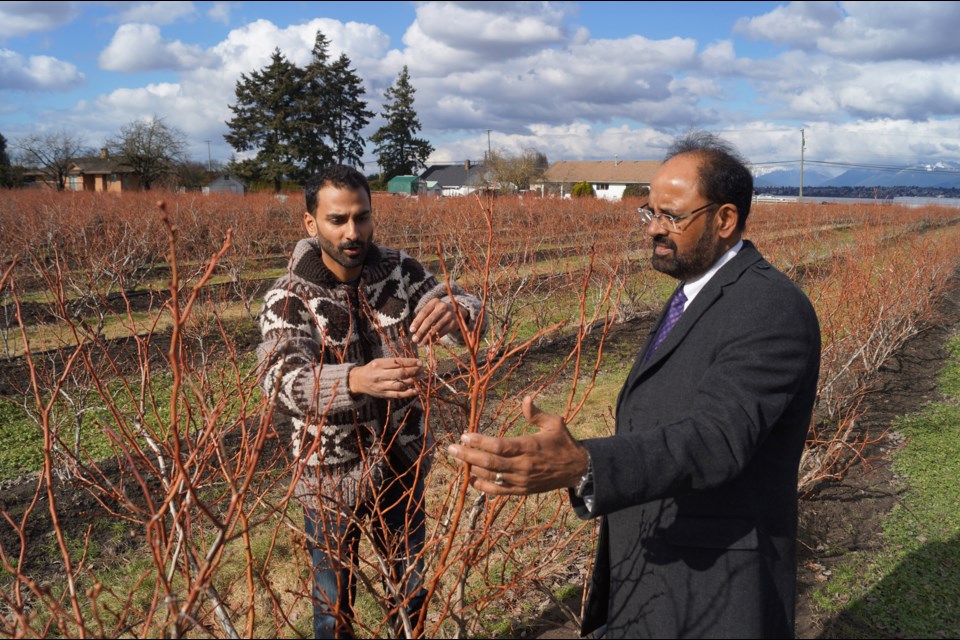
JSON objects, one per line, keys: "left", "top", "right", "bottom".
{"left": 650, "top": 222, "right": 721, "bottom": 281}
{"left": 316, "top": 232, "right": 373, "bottom": 271}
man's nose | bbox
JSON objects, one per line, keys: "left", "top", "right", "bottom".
{"left": 344, "top": 219, "right": 360, "bottom": 240}
{"left": 646, "top": 215, "right": 667, "bottom": 237}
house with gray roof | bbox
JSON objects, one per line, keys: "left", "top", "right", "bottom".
{"left": 419, "top": 161, "right": 489, "bottom": 196}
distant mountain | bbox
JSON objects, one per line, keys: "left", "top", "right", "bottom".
{"left": 753, "top": 168, "right": 835, "bottom": 188}
{"left": 821, "top": 161, "right": 960, "bottom": 188}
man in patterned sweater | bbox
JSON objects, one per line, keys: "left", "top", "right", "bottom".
{"left": 258, "top": 165, "right": 485, "bottom": 638}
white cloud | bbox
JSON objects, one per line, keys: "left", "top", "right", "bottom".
{"left": 796, "top": 119, "right": 960, "bottom": 165}
{"left": 112, "top": 1, "right": 198, "bottom": 26}
{"left": 738, "top": 51, "right": 960, "bottom": 122}
{"left": 700, "top": 40, "right": 737, "bottom": 72}
{"left": 210, "top": 18, "right": 390, "bottom": 77}
{"left": 0, "top": 49, "right": 84, "bottom": 91}
{"left": 430, "top": 122, "right": 676, "bottom": 165}
{"left": 410, "top": 1, "right": 569, "bottom": 57}
{"left": 0, "top": 1, "right": 79, "bottom": 39}
{"left": 99, "top": 23, "right": 214, "bottom": 72}
{"left": 71, "top": 17, "right": 392, "bottom": 162}
{"left": 832, "top": 62, "right": 960, "bottom": 119}
{"left": 385, "top": 2, "right": 573, "bottom": 76}
{"left": 11, "top": 3, "right": 960, "bottom": 170}
{"left": 737, "top": 1, "right": 960, "bottom": 61}
{"left": 734, "top": 1, "right": 842, "bottom": 49}
{"left": 817, "top": 2, "right": 960, "bottom": 61}
{"left": 207, "top": 2, "right": 232, "bottom": 25}
{"left": 431, "top": 116, "right": 960, "bottom": 170}
{"left": 401, "top": 32, "right": 701, "bottom": 133}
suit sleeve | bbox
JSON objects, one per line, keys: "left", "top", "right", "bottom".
{"left": 582, "top": 278, "right": 820, "bottom": 517}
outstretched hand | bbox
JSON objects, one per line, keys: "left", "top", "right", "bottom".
{"left": 447, "top": 395, "right": 589, "bottom": 495}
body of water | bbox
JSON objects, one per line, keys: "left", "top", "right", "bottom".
{"left": 755, "top": 195, "right": 960, "bottom": 208}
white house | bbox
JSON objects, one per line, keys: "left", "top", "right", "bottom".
{"left": 538, "top": 160, "right": 661, "bottom": 200}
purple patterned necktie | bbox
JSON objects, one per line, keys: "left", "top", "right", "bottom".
{"left": 643, "top": 287, "right": 687, "bottom": 364}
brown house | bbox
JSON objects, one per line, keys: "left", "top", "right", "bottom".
{"left": 538, "top": 160, "right": 661, "bottom": 200}
{"left": 65, "top": 148, "right": 140, "bottom": 192}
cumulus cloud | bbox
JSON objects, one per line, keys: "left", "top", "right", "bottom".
{"left": 700, "top": 40, "right": 737, "bottom": 72}
{"left": 207, "top": 2, "right": 231, "bottom": 25}
{"left": 792, "top": 119, "right": 960, "bottom": 165}
{"left": 0, "top": 1, "right": 79, "bottom": 39}
{"left": 816, "top": 2, "right": 960, "bottom": 61}
{"left": 401, "top": 31, "right": 702, "bottom": 134}
{"left": 409, "top": 2, "right": 569, "bottom": 57}
{"left": 737, "top": 1, "right": 960, "bottom": 62}
{"left": 734, "top": 1, "right": 842, "bottom": 49}
{"left": 112, "top": 1, "right": 198, "bottom": 26}
{"left": 11, "top": 2, "right": 960, "bottom": 169}
{"left": 830, "top": 61, "right": 960, "bottom": 119}
{"left": 99, "top": 23, "right": 215, "bottom": 72}
{"left": 431, "top": 122, "right": 676, "bottom": 165}
{"left": 0, "top": 49, "right": 84, "bottom": 91}
{"left": 84, "top": 17, "right": 391, "bottom": 161}
{"left": 736, "top": 49, "right": 960, "bottom": 122}
{"left": 211, "top": 18, "right": 389, "bottom": 76}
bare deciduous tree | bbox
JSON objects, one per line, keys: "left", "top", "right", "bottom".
{"left": 106, "top": 115, "right": 187, "bottom": 190}
{"left": 486, "top": 147, "right": 549, "bottom": 193}
{"left": 16, "top": 129, "right": 90, "bottom": 191}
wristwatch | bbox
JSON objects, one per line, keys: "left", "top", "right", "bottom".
{"left": 574, "top": 452, "right": 594, "bottom": 498}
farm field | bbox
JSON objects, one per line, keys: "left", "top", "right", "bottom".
{"left": 2, "top": 189, "right": 960, "bottom": 638}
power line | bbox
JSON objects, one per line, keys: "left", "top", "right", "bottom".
{"left": 751, "top": 159, "right": 960, "bottom": 175}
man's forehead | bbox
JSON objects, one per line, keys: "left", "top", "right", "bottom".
{"left": 316, "top": 186, "right": 371, "bottom": 208}
{"left": 651, "top": 157, "right": 701, "bottom": 198}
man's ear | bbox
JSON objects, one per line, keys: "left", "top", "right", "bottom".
{"left": 303, "top": 211, "right": 317, "bottom": 237}
{"left": 716, "top": 204, "right": 739, "bottom": 239}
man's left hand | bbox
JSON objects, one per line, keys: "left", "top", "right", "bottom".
{"left": 447, "top": 395, "right": 589, "bottom": 495}
{"left": 411, "top": 299, "right": 460, "bottom": 344}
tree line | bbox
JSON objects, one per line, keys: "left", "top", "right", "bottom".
{"left": 224, "top": 30, "right": 433, "bottom": 192}
{"left": 1, "top": 29, "right": 434, "bottom": 193}
{"left": 4, "top": 117, "right": 194, "bottom": 192}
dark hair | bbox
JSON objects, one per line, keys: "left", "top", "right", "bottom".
{"left": 304, "top": 165, "right": 371, "bottom": 215}
{"left": 664, "top": 131, "right": 753, "bottom": 230}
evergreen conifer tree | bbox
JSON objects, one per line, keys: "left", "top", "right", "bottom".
{"left": 298, "top": 31, "right": 337, "bottom": 175}
{"left": 224, "top": 49, "right": 304, "bottom": 192}
{"left": 325, "top": 53, "right": 374, "bottom": 168}
{"left": 370, "top": 66, "right": 434, "bottom": 180}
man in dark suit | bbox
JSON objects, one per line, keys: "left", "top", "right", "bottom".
{"left": 447, "top": 131, "right": 821, "bottom": 638}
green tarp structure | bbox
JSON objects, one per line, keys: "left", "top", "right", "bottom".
{"left": 387, "top": 175, "right": 419, "bottom": 195}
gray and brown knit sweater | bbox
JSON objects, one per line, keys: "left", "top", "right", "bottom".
{"left": 258, "top": 238, "right": 484, "bottom": 511}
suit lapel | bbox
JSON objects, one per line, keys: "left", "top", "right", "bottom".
{"left": 618, "top": 242, "right": 764, "bottom": 404}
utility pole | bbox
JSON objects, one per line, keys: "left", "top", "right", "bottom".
{"left": 486, "top": 129, "right": 491, "bottom": 163}
{"left": 204, "top": 140, "right": 212, "bottom": 172}
{"left": 799, "top": 129, "right": 805, "bottom": 204}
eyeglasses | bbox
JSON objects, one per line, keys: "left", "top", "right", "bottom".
{"left": 636, "top": 202, "right": 718, "bottom": 232}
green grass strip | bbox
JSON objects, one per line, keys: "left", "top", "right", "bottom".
{"left": 813, "top": 333, "right": 960, "bottom": 638}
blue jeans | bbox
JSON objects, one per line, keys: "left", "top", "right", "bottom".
{"left": 303, "top": 467, "right": 428, "bottom": 639}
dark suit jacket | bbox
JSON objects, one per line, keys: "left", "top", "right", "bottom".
{"left": 577, "top": 241, "right": 821, "bottom": 639}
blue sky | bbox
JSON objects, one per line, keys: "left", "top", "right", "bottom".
{"left": 3, "top": 1, "right": 960, "bottom": 175}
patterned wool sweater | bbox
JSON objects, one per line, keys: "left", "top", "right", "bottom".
{"left": 258, "top": 238, "right": 484, "bottom": 510}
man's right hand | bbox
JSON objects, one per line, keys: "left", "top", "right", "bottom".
{"left": 348, "top": 357, "right": 423, "bottom": 398}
